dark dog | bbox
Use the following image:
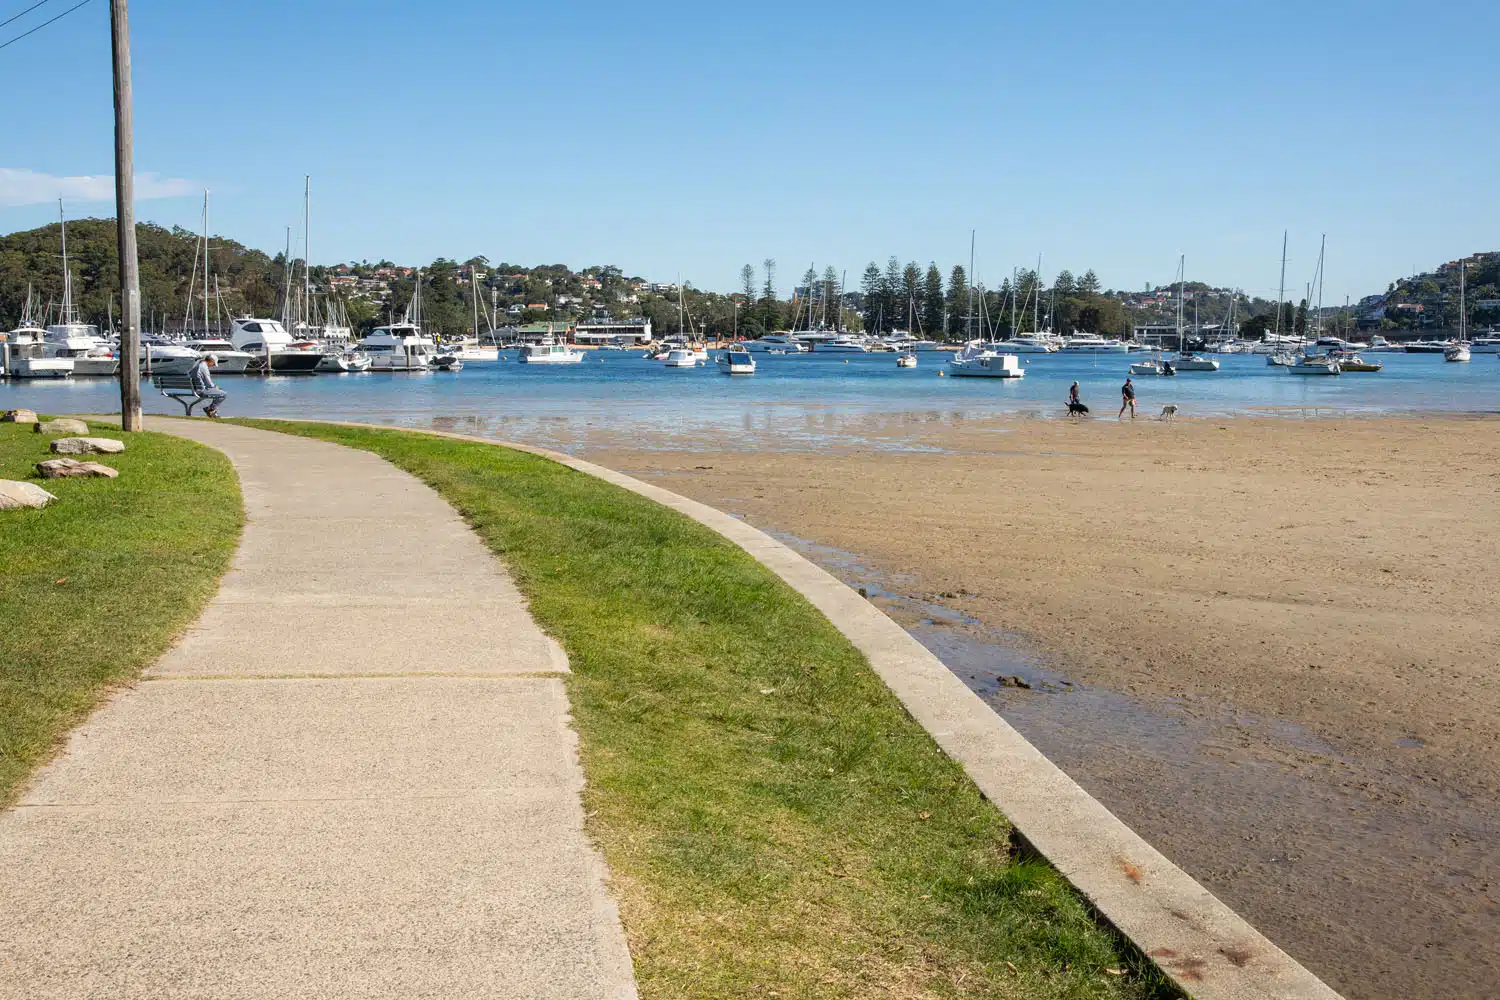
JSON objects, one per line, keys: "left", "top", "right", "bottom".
{"left": 1067, "top": 401, "right": 1090, "bottom": 417}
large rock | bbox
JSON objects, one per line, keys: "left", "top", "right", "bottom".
{"left": 50, "top": 437, "right": 125, "bottom": 455}
{"left": 0, "top": 480, "right": 56, "bottom": 510}
{"left": 33, "top": 418, "right": 89, "bottom": 435}
{"left": 36, "top": 458, "right": 119, "bottom": 479}
{"left": 1, "top": 408, "right": 38, "bottom": 423}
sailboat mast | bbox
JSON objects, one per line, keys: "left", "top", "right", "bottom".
{"left": 202, "top": 191, "right": 211, "bottom": 337}
{"left": 965, "top": 230, "right": 975, "bottom": 341}
{"left": 1459, "top": 259, "right": 1466, "bottom": 342}
{"left": 303, "top": 176, "right": 311, "bottom": 336}
{"left": 1177, "top": 254, "right": 1185, "bottom": 354}
{"left": 471, "top": 266, "right": 479, "bottom": 339}
{"left": 1275, "top": 231, "right": 1287, "bottom": 340}
{"left": 1315, "top": 234, "right": 1326, "bottom": 339}
{"left": 57, "top": 199, "right": 73, "bottom": 323}
{"left": 1034, "top": 253, "right": 1042, "bottom": 336}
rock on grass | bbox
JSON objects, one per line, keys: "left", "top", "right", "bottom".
{"left": 36, "top": 458, "right": 119, "bottom": 479}
{"left": 0, "top": 480, "right": 57, "bottom": 510}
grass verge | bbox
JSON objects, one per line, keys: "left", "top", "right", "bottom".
{"left": 240, "top": 419, "right": 1176, "bottom": 1000}
{"left": 0, "top": 420, "right": 241, "bottom": 805}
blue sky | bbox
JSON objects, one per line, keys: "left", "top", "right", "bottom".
{"left": 1, "top": 0, "right": 1495, "bottom": 302}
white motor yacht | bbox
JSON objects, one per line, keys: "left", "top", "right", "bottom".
{"left": 663, "top": 348, "right": 703, "bottom": 368}
{"left": 1128, "top": 358, "right": 1165, "bottom": 375}
{"left": 183, "top": 339, "right": 254, "bottom": 373}
{"left": 317, "top": 350, "right": 373, "bottom": 372}
{"left": 947, "top": 343, "right": 1024, "bottom": 378}
{"left": 1404, "top": 340, "right": 1452, "bottom": 354}
{"left": 716, "top": 349, "right": 756, "bottom": 374}
{"left": 740, "top": 333, "right": 807, "bottom": 353}
{"left": 1173, "top": 352, "right": 1221, "bottom": 372}
{"left": 4, "top": 325, "right": 73, "bottom": 378}
{"left": 1288, "top": 354, "right": 1340, "bottom": 375}
{"left": 1062, "top": 333, "right": 1128, "bottom": 353}
{"left": 355, "top": 323, "right": 439, "bottom": 371}
{"left": 815, "top": 336, "right": 870, "bottom": 353}
{"left": 1000, "top": 335, "right": 1058, "bottom": 354}
{"left": 231, "top": 318, "right": 325, "bottom": 373}
{"left": 519, "top": 342, "right": 583, "bottom": 364}
{"left": 1366, "top": 335, "right": 1404, "bottom": 352}
{"left": 44, "top": 322, "right": 117, "bottom": 376}
{"left": 138, "top": 335, "right": 204, "bottom": 376}
{"left": 1468, "top": 334, "right": 1500, "bottom": 354}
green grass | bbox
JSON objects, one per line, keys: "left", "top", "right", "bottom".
{"left": 239, "top": 419, "right": 1176, "bottom": 1000}
{"left": 0, "top": 420, "right": 242, "bottom": 805}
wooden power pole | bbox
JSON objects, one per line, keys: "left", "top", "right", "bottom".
{"left": 111, "top": 0, "right": 142, "bottom": 430}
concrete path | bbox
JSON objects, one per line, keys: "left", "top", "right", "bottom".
{"left": 0, "top": 421, "right": 637, "bottom": 999}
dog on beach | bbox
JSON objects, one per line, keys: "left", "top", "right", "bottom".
{"left": 1159, "top": 404, "right": 1179, "bottom": 422}
{"left": 1067, "top": 401, "right": 1090, "bottom": 417}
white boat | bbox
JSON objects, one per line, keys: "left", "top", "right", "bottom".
{"left": 138, "top": 335, "right": 205, "bottom": 375}
{"left": 1330, "top": 352, "right": 1382, "bottom": 372}
{"left": 1445, "top": 260, "right": 1472, "bottom": 363}
{"left": 4, "top": 325, "right": 73, "bottom": 378}
{"left": 183, "top": 339, "right": 254, "bottom": 373}
{"left": 1128, "top": 359, "right": 1165, "bottom": 375}
{"left": 519, "top": 342, "right": 584, "bottom": 364}
{"left": 663, "top": 348, "right": 703, "bottom": 368}
{"left": 37, "top": 212, "right": 119, "bottom": 375}
{"left": 716, "top": 349, "right": 756, "bottom": 374}
{"left": 1366, "top": 335, "right": 1404, "bottom": 352}
{"left": 351, "top": 323, "right": 438, "bottom": 371}
{"left": 231, "top": 318, "right": 325, "bottom": 373}
{"left": 740, "top": 333, "right": 807, "bottom": 353}
{"left": 317, "top": 350, "right": 372, "bottom": 372}
{"left": 1062, "top": 333, "right": 1128, "bottom": 353}
{"left": 1466, "top": 335, "right": 1500, "bottom": 354}
{"left": 1267, "top": 350, "right": 1297, "bottom": 367}
{"left": 1288, "top": 354, "right": 1340, "bottom": 375}
{"left": 815, "top": 336, "right": 870, "bottom": 353}
{"left": 1173, "top": 352, "right": 1220, "bottom": 371}
{"left": 947, "top": 343, "right": 1024, "bottom": 378}
{"left": 998, "top": 335, "right": 1058, "bottom": 354}
{"left": 896, "top": 352, "right": 918, "bottom": 368}
{"left": 446, "top": 340, "right": 500, "bottom": 361}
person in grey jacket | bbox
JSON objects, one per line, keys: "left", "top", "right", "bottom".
{"left": 189, "top": 354, "right": 228, "bottom": 418}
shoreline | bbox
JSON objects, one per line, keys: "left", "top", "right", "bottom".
{"left": 581, "top": 412, "right": 1500, "bottom": 1000}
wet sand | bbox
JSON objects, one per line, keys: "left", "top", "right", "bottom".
{"left": 581, "top": 414, "right": 1500, "bottom": 1000}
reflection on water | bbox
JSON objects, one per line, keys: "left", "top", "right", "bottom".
{"left": 6, "top": 350, "right": 1496, "bottom": 453}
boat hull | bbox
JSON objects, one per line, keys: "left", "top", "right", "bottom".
{"left": 7, "top": 359, "right": 73, "bottom": 378}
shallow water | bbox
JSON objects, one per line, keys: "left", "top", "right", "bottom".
{"left": 5, "top": 349, "right": 1496, "bottom": 452}
{"left": 758, "top": 529, "right": 1500, "bottom": 1000}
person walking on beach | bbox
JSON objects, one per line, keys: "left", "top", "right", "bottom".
{"left": 189, "top": 354, "right": 228, "bottom": 419}
{"left": 1118, "top": 377, "right": 1136, "bottom": 420}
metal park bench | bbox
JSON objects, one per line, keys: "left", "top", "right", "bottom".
{"left": 153, "top": 374, "right": 217, "bottom": 416}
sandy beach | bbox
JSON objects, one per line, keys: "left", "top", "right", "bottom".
{"left": 585, "top": 413, "right": 1500, "bottom": 1000}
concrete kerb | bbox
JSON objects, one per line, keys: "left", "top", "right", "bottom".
{"left": 242, "top": 417, "right": 1342, "bottom": 1000}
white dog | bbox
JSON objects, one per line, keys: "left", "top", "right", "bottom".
{"left": 1159, "top": 404, "right": 1179, "bottom": 422}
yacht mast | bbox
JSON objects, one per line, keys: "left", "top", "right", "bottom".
{"left": 471, "top": 266, "right": 480, "bottom": 339}
{"left": 1459, "top": 259, "right": 1466, "bottom": 343}
{"left": 202, "top": 191, "right": 211, "bottom": 338}
{"left": 1315, "top": 234, "right": 1326, "bottom": 341}
{"left": 1034, "top": 253, "right": 1042, "bottom": 336}
{"left": 965, "top": 230, "right": 975, "bottom": 341}
{"left": 303, "top": 176, "right": 311, "bottom": 336}
{"left": 1177, "top": 254, "right": 1186, "bottom": 354}
{"left": 1274, "top": 231, "right": 1287, "bottom": 341}
{"left": 57, "top": 199, "right": 74, "bottom": 325}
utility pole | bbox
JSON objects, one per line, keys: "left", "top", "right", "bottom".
{"left": 111, "top": 0, "right": 142, "bottom": 430}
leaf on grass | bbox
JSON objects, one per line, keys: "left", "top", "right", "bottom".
{"left": 1004, "top": 961, "right": 1018, "bottom": 973}
{"left": 55, "top": 578, "right": 68, "bottom": 585}
{"left": 1105, "top": 968, "right": 1126, "bottom": 975}
{"left": 918, "top": 811, "right": 931, "bottom": 820}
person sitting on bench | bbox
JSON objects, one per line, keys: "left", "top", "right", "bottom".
{"left": 189, "top": 353, "right": 228, "bottom": 418}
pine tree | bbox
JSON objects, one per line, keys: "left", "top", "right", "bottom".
{"left": 740, "top": 264, "right": 756, "bottom": 303}
{"left": 761, "top": 258, "right": 776, "bottom": 301}
{"left": 947, "top": 265, "right": 968, "bottom": 337}
{"left": 1054, "top": 269, "right": 1077, "bottom": 296}
{"left": 821, "top": 265, "right": 840, "bottom": 329}
{"left": 900, "top": 262, "right": 921, "bottom": 330}
{"left": 860, "top": 263, "right": 881, "bottom": 332}
{"left": 922, "top": 263, "right": 944, "bottom": 335}
{"left": 1079, "top": 269, "right": 1101, "bottom": 294}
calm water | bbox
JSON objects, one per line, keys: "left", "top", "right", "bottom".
{"left": 6, "top": 349, "right": 1496, "bottom": 452}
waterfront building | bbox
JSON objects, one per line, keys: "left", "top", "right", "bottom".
{"left": 574, "top": 318, "right": 653, "bottom": 345}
